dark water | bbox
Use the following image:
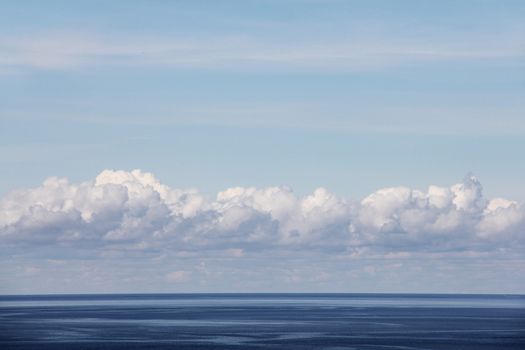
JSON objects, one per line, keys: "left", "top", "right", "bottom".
{"left": 1, "top": 294, "right": 524, "bottom": 349}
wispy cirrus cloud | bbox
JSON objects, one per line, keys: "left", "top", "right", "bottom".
{"left": 1, "top": 31, "right": 523, "bottom": 73}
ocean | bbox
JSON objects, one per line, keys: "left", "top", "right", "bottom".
{"left": 1, "top": 293, "right": 524, "bottom": 349}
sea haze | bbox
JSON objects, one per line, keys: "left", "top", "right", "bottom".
{"left": 0, "top": 294, "right": 524, "bottom": 349}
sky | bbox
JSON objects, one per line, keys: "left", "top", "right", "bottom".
{"left": 1, "top": 0, "right": 524, "bottom": 294}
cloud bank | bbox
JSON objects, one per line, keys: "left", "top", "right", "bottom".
{"left": 1, "top": 170, "right": 523, "bottom": 257}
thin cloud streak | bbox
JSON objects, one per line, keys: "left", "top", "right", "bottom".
{"left": 1, "top": 32, "right": 523, "bottom": 73}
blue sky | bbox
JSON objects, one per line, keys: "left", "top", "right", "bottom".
{"left": 1, "top": 0, "right": 524, "bottom": 293}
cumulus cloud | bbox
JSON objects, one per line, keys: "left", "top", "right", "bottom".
{"left": 1, "top": 170, "right": 523, "bottom": 255}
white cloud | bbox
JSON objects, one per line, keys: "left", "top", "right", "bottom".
{"left": 478, "top": 198, "right": 524, "bottom": 239}
{"left": 1, "top": 30, "right": 522, "bottom": 74}
{"left": 165, "top": 270, "right": 190, "bottom": 283}
{"left": 0, "top": 170, "right": 523, "bottom": 255}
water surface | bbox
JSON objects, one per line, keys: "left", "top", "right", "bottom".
{"left": 1, "top": 293, "right": 524, "bottom": 349}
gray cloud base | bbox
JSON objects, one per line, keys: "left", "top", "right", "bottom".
{"left": 1, "top": 170, "right": 523, "bottom": 257}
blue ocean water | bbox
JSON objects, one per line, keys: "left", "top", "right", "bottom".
{"left": 1, "top": 293, "right": 524, "bottom": 349}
